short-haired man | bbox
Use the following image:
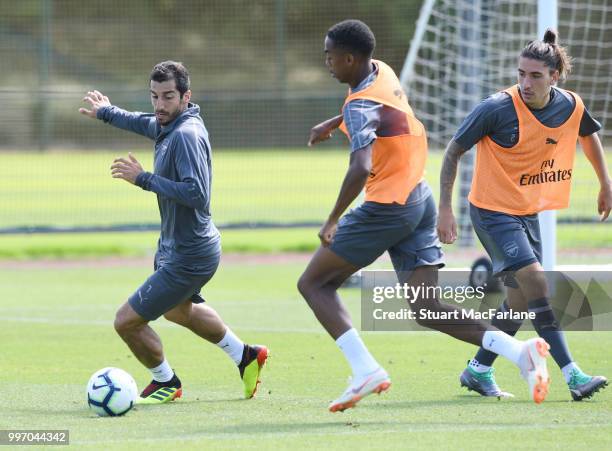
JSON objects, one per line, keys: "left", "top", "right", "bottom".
{"left": 300, "top": 21, "right": 551, "bottom": 412}
{"left": 80, "top": 61, "right": 268, "bottom": 404}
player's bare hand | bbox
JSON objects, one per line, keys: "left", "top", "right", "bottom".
{"left": 318, "top": 219, "right": 338, "bottom": 247}
{"left": 79, "top": 90, "right": 111, "bottom": 118}
{"left": 437, "top": 207, "right": 458, "bottom": 244}
{"left": 598, "top": 182, "right": 612, "bottom": 221}
{"left": 308, "top": 122, "right": 334, "bottom": 147}
{"left": 110, "top": 153, "right": 144, "bottom": 185}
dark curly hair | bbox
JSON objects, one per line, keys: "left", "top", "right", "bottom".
{"left": 150, "top": 61, "right": 190, "bottom": 97}
{"left": 327, "top": 19, "right": 376, "bottom": 58}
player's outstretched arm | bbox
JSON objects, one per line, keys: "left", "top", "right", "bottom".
{"left": 79, "top": 89, "right": 156, "bottom": 140}
{"left": 438, "top": 139, "right": 468, "bottom": 244}
{"left": 580, "top": 133, "right": 612, "bottom": 221}
{"left": 308, "top": 114, "right": 343, "bottom": 147}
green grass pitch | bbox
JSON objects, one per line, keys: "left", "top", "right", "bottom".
{"left": 1, "top": 260, "right": 610, "bottom": 450}
{"left": 0, "top": 148, "right": 610, "bottom": 261}
{"left": 0, "top": 148, "right": 608, "bottom": 227}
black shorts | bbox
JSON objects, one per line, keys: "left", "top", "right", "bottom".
{"left": 329, "top": 192, "right": 444, "bottom": 272}
{"left": 470, "top": 203, "right": 542, "bottom": 278}
{"left": 128, "top": 243, "right": 221, "bottom": 321}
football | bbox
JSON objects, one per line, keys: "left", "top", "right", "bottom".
{"left": 86, "top": 367, "right": 138, "bottom": 417}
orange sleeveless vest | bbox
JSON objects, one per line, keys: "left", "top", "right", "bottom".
{"left": 468, "top": 85, "right": 584, "bottom": 215}
{"left": 339, "top": 60, "right": 428, "bottom": 204}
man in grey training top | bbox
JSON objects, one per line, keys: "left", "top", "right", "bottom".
{"left": 79, "top": 61, "right": 268, "bottom": 404}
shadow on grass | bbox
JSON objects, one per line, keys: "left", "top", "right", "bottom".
{"left": 361, "top": 396, "right": 575, "bottom": 409}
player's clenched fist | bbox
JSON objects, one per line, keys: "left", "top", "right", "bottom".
{"left": 437, "top": 207, "right": 458, "bottom": 244}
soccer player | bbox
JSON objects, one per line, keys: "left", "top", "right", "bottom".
{"left": 438, "top": 30, "right": 610, "bottom": 401}
{"left": 299, "top": 20, "right": 552, "bottom": 412}
{"left": 79, "top": 61, "right": 268, "bottom": 404}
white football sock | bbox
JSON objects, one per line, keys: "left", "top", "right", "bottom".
{"left": 335, "top": 328, "right": 380, "bottom": 378}
{"left": 216, "top": 328, "right": 245, "bottom": 365}
{"left": 149, "top": 358, "right": 174, "bottom": 383}
{"left": 561, "top": 362, "right": 581, "bottom": 383}
{"left": 469, "top": 358, "right": 491, "bottom": 373}
{"left": 482, "top": 330, "right": 523, "bottom": 366}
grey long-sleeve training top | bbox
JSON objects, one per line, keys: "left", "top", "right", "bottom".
{"left": 98, "top": 103, "right": 220, "bottom": 261}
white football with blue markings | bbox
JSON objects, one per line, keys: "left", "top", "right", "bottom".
{"left": 86, "top": 367, "right": 138, "bottom": 417}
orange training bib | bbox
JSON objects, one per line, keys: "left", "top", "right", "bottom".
{"left": 468, "top": 85, "right": 584, "bottom": 215}
{"left": 339, "top": 60, "right": 428, "bottom": 204}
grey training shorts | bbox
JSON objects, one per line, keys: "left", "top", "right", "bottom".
{"left": 470, "top": 203, "right": 542, "bottom": 277}
{"left": 329, "top": 190, "right": 445, "bottom": 272}
{"left": 128, "top": 243, "right": 221, "bottom": 321}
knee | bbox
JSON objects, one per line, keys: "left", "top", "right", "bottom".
{"left": 412, "top": 306, "right": 430, "bottom": 328}
{"left": 298, "top": 274, "right": 328, "bottom": 308}
{"left": 114, "top": 302, "right": 146, "bottom": 336}
{"left": 297, "top": 274, "right": 313, "bottom": 299}
{"left": 410, "top": 298, "right": 441, "bottom": 328}
{"left": 516, "top": 269, "right": 548, "bottom": 297}
{"left": 114, "top": 306, "right": 133, "bottom": 336}
{"left": 299, "top": 270, "right": 347, "bottom": 293}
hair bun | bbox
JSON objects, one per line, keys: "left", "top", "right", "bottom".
{"left": 543, "top": 28, "right": 558, "bottom": 45}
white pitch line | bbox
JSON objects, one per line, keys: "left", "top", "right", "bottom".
{"left": 0, "top": 315, "right": 440, "bottom": 336}
{"left": 0, "top": 315, "right": 324, "bottom": 334}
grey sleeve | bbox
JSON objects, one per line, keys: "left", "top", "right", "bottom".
{"left": 453, "top": 97, "right": 501, "bottom": 150}
{"left": 135, "top": 131, "right": 207, "bottom": 209}
{"left": 579, "top": 108, "right": 602, "bottom": 137}
{"left": 343, "top": 99, "right": 382, "bottom": 152}
{"left": 97, "top": 106, "right": 157, "bottom": 140}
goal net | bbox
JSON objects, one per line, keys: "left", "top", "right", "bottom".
{"left": 400, "top": 0, "right": 611, "bottom": 264}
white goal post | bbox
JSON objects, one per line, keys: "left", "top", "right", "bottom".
{"left": 400, "top": 0, "right": 610, "bottom": 269}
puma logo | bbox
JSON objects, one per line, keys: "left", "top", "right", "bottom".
{"left": 138, "top": 284, "right": 153, "bottom": 304}
{"left": 545, "top": 137, "right": 558, "bottom": 145}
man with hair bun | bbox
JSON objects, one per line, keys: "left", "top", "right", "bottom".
{"left": 439, "top": 29, "right": 610, "bottom": 401}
